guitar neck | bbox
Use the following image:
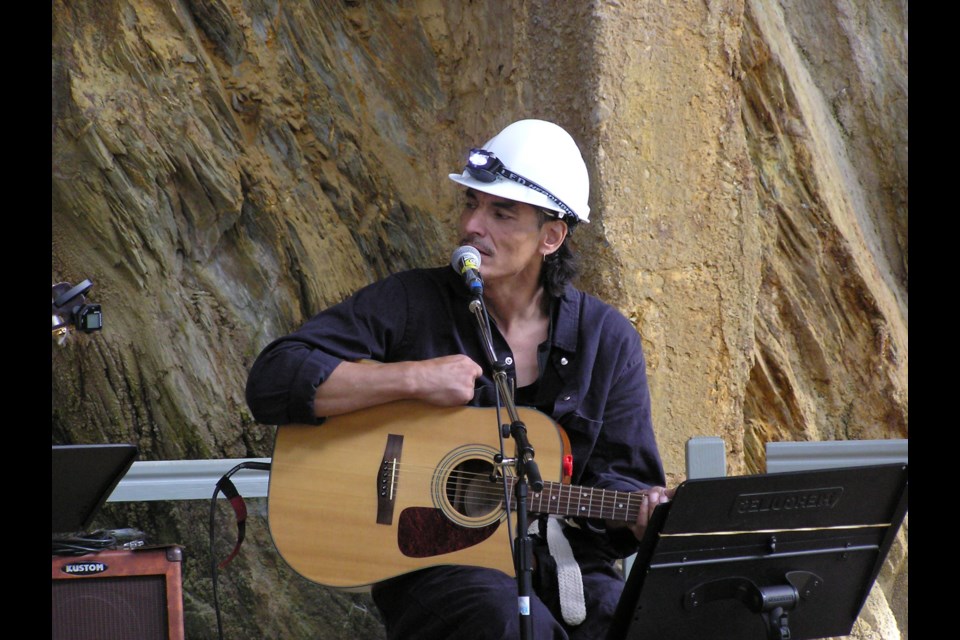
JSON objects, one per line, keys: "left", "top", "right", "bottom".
{"left": 518, "top": 479, "right": 644, "bottom": 522}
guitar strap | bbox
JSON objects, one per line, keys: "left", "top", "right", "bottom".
{"left": 214, "top": 461, "right": 273, "bottom": 569}
{"left": 215, "top": 475, "right": 247, "bottom": 569}
{"left": 530, "top": 516, "right": 587, "bottom": 625}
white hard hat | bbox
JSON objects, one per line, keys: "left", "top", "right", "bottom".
{"left": 448, "top": 119, "right": 591, "bottom": 223}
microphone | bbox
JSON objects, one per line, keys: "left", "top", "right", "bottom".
{"left": 451, "top": 245, "right": 483, "bottom": 295}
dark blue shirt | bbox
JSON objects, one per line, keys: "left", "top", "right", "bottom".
{"left": 246, "top": 266, "right": 665, "bottom": 557}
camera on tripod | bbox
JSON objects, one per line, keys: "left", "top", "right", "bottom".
{"left": 52, "top": 279, "right": 103, "bottom": 342}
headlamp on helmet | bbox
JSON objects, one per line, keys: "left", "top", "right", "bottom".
{"left": 463, "top": 148, "right": 578, "bottom": 222}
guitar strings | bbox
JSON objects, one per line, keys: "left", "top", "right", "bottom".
{"left": 392, "top": 464, "right": 641, "bottom": 511}
{"left": 376, "top": 462, "right": 645, "bottom": 519}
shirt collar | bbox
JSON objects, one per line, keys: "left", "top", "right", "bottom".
{"left": 550, "top": 285, "right": 580, "bottom": 353}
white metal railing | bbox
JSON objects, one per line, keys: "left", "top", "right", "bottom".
{"left": 107, "top": 458, "right": 271, "bottom": 502}
{"left": 766, "top": 439, "right": 908, "bottom": 474}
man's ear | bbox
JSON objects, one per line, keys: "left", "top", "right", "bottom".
{"left": 541, "top": 219, "right": 568, "bottom": 257}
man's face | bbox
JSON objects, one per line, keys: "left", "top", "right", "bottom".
{"left": 458, "top": 189, "right": 563, "bottom": 285}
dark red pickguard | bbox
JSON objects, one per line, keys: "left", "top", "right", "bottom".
{"left": 397, "top": 507, "right": 501, "bottom": 558}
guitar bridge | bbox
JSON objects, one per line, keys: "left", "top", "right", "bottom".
{"left": 377, "top": 434, "right": 403, "bottom": 525}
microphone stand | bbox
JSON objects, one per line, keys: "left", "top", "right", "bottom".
{"left": 467, "top": 297, "right": 542, "bottom": 640}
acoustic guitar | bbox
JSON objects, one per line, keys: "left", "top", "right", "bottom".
{"left": 267, "top": 399, "right": 647, "bottom": 590}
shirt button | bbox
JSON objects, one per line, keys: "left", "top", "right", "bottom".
{"left": 560, "top": 357, "right": 569, "bottom": 365}
{"left": 504, "top": 357, "right": 514, "bottom": 366}
{"left": 564, "top": 396, "right": 571, "bottom": 401}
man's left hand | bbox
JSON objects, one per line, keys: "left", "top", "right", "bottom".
{"left": 620, "top": 486, "right": 676, "bottom": 542}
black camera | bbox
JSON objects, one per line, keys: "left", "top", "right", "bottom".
{"left": 74, "top": 303, "right": 103, "bottom": 332}
{"left": 52, "top": 279, "right": 103, "bottom": 338}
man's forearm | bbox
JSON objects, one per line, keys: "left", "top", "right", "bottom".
{"left": 314, "top": 355, "right": 484, "bottom": 418}
{"left": 313, "top": 360, "right": 418, "bottom": 417}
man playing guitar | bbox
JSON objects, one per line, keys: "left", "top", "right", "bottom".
{"left": 246, "top": 119, "right": 672, "bottom": 639}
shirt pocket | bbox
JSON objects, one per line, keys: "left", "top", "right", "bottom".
{"left": 558, "top": 412, "right": 603, "bottom": 483}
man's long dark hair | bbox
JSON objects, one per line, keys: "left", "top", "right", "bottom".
{"left": 538, "top": 208, "right": 579, "bottom": 298}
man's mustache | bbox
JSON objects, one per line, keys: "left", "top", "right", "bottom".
{"left": 460, "top": 238, "right": 494, "bottom": 256}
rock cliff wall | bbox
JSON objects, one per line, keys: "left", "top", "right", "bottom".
{"left": 52, "top": 1, "right": 907, "bottom": 638}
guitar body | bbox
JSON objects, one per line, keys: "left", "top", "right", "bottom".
{"left": 267, "top": 400, "right": 567, "bottom": 590}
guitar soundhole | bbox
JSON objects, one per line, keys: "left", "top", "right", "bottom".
{"left": 433, "top": 445, "right": 510, "bottom": 528}
{"left": 445, "top": 459, "right": 503, "bottom": 519}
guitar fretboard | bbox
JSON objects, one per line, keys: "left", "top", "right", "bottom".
{"left": 509, "top": 478, "right": 644, "bottom": 522}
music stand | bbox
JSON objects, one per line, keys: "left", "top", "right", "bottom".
{"left": 607, "top": 463, "right": 908, "bottom": 640}
{"left": 52, "top": 444, "right": 138, "bottom": 534}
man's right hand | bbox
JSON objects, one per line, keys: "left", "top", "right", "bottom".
{"left": 408, "top": 355, "right": 483, "bottom": 406}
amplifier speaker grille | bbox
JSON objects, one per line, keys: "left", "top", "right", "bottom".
{"left": 52, "top": 547, "right": 184, "bottom": 640}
